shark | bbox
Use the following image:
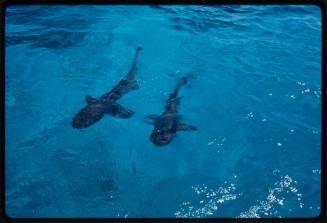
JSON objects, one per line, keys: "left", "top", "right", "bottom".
{"left": 72, "top": 46, "right": 142, "bottom": 129}
{"left": 146, "top": 76, "right": 197, "bottom": 146}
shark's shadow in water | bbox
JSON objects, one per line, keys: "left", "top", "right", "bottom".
{"left": 72, "top": 46, "right": 142, "bottom": 129}
{"left": 146, "top": 76, "right": 197, "bottom": 147}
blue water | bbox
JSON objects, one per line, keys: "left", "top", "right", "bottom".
{"left": 5, "top": 5, "right": 322, "bottom": 218}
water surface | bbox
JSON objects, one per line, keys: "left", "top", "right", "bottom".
{"left": 5, "top": 5, "right": 322, "bottom": 218}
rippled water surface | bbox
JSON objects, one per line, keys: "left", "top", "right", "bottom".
{"left": 5, "top": 5, "right": 322, "bottom": 218}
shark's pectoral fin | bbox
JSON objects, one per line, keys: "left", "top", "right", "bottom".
{"left": 106, "top": 103, "right": 134, "bottom": 119}
{"left": 144, "top": 114, "right": 160, "bottom": 125}
{"left": 85, "top": 95, "right": 97, "bottom": 104}
{"left": 178, "top": 123, "right": 197, "bottom": 131}
{"left": 147, "top": 114, "right": 160, "bottom": 121}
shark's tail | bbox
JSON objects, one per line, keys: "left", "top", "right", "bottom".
{"left": 135, "top": 45, "right": 143, "bottom": 58}
{"left": 127, "top": 45, "right": 143, "bottom": 80}
{"left": 170, "top": 76, "right": 191, "bottom": 100}
{"left": 136, "top": 45, "right": 143, "bottom": 53}
{"left": 176, "top": 72, "right": 197, "bottom": 90}
{"left": 176, "top": 76, "right": 188, "bottom": 88}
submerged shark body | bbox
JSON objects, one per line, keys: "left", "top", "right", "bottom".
{"left": 147, "top": 76, "right": 197, "bottom": 146}
{"left": 72, "top": 46, "right": 142, "bottom": 129}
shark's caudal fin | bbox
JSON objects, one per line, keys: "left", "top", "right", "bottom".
{"left": 105, "top": 102, "right": 134, "bottom": 119}
{"left": 126, "top": 45, "right": 143, "bottom": 80}
{"left": 133, "top": 46, "right": 143, "bottom": 64}
{"left": 174, "top": 72, "right": 197, "bottom": 88}
{"left": 177, "top": 76, "right": 188, "bottom": 87}
{"left": 136, "top": 45, "right": 143, "bottom": 54}
{"left": 169, "top": 76, "right": 190, "bottom": 100}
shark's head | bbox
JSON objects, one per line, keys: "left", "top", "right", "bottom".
{"left": 150, "top": 122, "right": 177, "bottom": 147}
{"left": 72, "top": 104, "right": 104, "bottom": 129}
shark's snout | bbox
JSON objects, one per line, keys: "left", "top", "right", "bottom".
{"left": 72, "top": 116, "right": 91, "bottom": 129}
{"left": 150, "top": 131, "right": 174, "bottom": 147}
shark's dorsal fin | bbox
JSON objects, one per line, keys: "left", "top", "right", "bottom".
{"left": 85, "top": 95, "right": 97, "bottom": 104}
{"left": 178, "top": 123, "right": 197, "bottom": 131}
